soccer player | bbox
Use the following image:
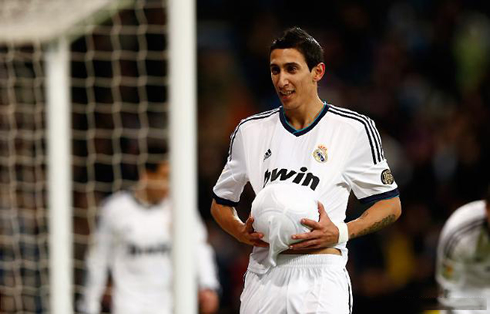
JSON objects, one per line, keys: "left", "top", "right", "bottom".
{"left": 78, "top": 158, "right": 220, "bottom": 314}
{"left": 210, "top": 27, "right": 402, "bottom": 314}
{"left": 436, "top": 186, "right": 490, "bottom": 313}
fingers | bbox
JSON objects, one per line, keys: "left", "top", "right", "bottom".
{"left": 289, "top": 238, "right": 321, "bottom": 250}
{"left": 317, "top": 201, "right": 331, "bottom": 222}
{"left": 291, "top": 228, "right": 317, "bottom": 241}
{"left": 289, "top": 229, "right": 327, "bottom": 249}
{"left": 242, "top": 216, "right": 267, "bottom": 247}
{"left": 248, "top": 231, "right": 264, "bottom": 240}
{"left": 317, "top": 201, "right": 325, "bottom": 215}
{"left": 300, "top": 218, "right": 320, "bottom": 229}
{"left": 299, "top": 203, "right": 329, "bottom": 229}
{"left": 246, "top": 231, "right": 268, "bottom": 247}
{"left": 251, "top": 239, "right": 269, "bottom": 248}
{"left": 245, "top": 216, "right": 255, "bottom": 232}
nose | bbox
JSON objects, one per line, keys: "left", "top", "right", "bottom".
{"left": 277, "top": 72, "right": 289, "bottom": 88}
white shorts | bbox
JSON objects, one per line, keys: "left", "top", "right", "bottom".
{"left": 240, "top": 254, "right": 352, "bottom": 314}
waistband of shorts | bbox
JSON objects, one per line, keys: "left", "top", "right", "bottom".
{"left": 275, "top": 253, "right": 347, "bottom": 268}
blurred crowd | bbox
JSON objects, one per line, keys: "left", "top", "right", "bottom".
{"left": 196, "top": 1, "right": 490, "bottom": 313}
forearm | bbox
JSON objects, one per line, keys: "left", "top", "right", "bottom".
{"left": 79, "top": 252, "right": 109, "bottom": 313}
{"left": 210, "top": 199, "right": 244, "bottom": 241}
{"left": 347, "top": 197, "right": 401, "bottom": 240}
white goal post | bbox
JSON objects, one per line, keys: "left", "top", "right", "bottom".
{"left": 45, "top": 36, "right": 73, "bottom": 314}
{"left": 168, "top": 0, "right": 198, "bottom": 313}
{"left": 0, "top": 0, "right": 197, "bottom": 313}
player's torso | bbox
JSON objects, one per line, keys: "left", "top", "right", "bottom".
{"left": 242, "top": 109, "right": 357, "bottom": 222}
{"left": 108, "top": 194, "right": 173, "bottom": 289}
{"left": 463, "top": 228, "right": 490, "bottom": 289}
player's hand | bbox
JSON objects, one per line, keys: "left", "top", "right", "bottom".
{"left": 236, "top": 216, "right": 269, "bottom": 247}
{"left": 199, "top": 289, "right": 219, "bottom": 314}
{"left": 288, "top": 202, "right": 339, "bottom": 249}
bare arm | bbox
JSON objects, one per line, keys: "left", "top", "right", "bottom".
{"left": 198, "top": 288, "right": 220, "bottom": 314}
{"left": 289, "top": 197, "right": 401, "bottom": 249}
{"left": 210, "top": 199, "right": 268, "bottom": 247}
{"left": 347, "top": 197, "right": 401, "bottom": 239}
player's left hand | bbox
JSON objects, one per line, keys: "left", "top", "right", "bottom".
{"left": 288, "top": 201, "right": 339, "bottom": 249}
{"left": 198, "top": 288, "right": 219, "bottom": 314}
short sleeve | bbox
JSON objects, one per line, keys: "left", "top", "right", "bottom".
{"left": 212, "top": 126, "right": 249, "bottom": 206}
{"left": 343, "top": 122, "right": 399, "bottom": 204}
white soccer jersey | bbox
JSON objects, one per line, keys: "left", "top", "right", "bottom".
{"left": 436, "top": 200, "right": 490, "bottom": 313}
{"left": 213, "top": 103, "right": 399, "bottom": 274}
{"left": 78, "top": 191, "right": 220, "bottom": 314}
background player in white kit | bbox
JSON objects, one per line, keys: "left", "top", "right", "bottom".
{"left": 436, "top": 186, "right": 490, "bottom": 313}
{"left": 78, "top": 156, "right": 220, "bottom": 314}
{"left": 211, "top": 27, "right": 402, "bottom": 313}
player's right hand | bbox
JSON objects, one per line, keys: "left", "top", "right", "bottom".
{"left": 237, "top": 216, "right": 269, "bottom": 247}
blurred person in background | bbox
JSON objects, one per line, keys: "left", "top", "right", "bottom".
{"left": 435, "top": 185, "right": 490, "bottom": 313}
{"left": 210, "top": 27, "right": 401, "bottom": 314}
{"left": 78, "top": 152, "right": 220, "bottom": 314}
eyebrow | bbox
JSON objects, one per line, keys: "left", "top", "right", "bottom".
{"left": 270, "top": 62, "right": 301, "bottom": 68}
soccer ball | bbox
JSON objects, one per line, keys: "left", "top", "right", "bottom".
{"left": 251, "top": 183, "right": 319, "bottom": 265}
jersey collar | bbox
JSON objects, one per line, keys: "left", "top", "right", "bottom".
{"left": 279, "top": 102, "right": 329, "bottom": 137}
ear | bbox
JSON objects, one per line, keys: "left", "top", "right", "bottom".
{"left": 140, "top": 171, "right": 149, "bottom": 183}
{"left": 312, "top": 63, "right": 325, "bottom": 82}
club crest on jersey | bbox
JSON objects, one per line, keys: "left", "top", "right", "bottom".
{"left": 313, "top": 145, "right": 328, "bottom": 163}
{"left": 381, "top": 169, "right": 394, "bottom": 185}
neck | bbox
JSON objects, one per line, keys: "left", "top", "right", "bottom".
{"left": 284, "top": 97, "right": 324, "bottom": 130}
{"left": 134, "top": 188, "right": 151, "bottom": 205}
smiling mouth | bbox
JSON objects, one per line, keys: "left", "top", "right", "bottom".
{"left": 279, "top": 90, "right": 294, "bottom": 96}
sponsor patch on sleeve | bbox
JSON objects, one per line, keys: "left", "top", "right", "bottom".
{"left": 381, "top": 169, "right": 394, "bottom": 185}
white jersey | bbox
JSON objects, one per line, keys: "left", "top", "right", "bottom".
{"left": 436, "top": 200, "right": 490, "bottom": 313}
{"left": 78, "top": 191, "right": 220, "bottom": 314}
{"left": 213, "top": 103, "right": 399, "bottom": 274}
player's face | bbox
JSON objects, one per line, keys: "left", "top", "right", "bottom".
{"left": 270, "top": 48, "right": 324, "bottom": 111}
{"left": 144, "top": 161, "right": 170, "bottom": 204}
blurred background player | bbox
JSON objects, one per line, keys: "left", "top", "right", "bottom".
{"left": 435, "top": 185, "right": 490, "bottom": 313}
{"left": 78, "top": 154, "right": 220, "bottom": 314}
{"left": 211, "top": 27, "right": 401, "bottom": 314}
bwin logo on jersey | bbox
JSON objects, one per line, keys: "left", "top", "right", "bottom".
{"left": 263, "top": 166, "right": 320, "bottom": 191}
{"left": 128, "top": 243, "right": 171, "bottom": 257}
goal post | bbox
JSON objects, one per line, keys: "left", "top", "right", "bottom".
{"left": 168, "top": 0, "right": 198, "bottom": 313}
{"left": 0, "top": 1, "right": 198, "bottom": 313}
{"left": 45, "top": 35, "right": 73, "bottom": 314}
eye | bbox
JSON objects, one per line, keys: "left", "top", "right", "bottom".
{"left": 270, "top": 66, "right": 279, "bottom": 75}
{"left": 287, "top": 65, "right": 297, "bottom": 73}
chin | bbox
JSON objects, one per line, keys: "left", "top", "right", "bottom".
{"left": 281, "top": 102, "right": 300, "bottom": 111}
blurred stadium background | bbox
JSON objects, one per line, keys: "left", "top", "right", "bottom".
{"left": 1, "top": 0, "right": 489, "bottom": 313}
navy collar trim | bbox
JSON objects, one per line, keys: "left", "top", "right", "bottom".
{"left": 279, "top": 102, "right": 329, "bottom": 137}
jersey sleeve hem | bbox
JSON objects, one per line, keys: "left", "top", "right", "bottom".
{"left": 212, "top": 192, "right": 239, "bottom": 207}
{"left": 359, "top": 188, "right": 400, "bottom": 204}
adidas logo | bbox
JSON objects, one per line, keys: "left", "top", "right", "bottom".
{"left": 263, "top": 149, "right": 272, "bottom": 161}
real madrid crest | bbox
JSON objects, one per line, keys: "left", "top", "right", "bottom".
{"left": 313, "top": 145, "right": 328, "bottom": 163}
